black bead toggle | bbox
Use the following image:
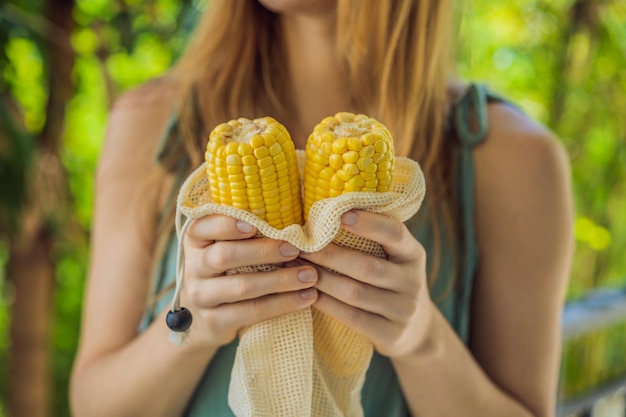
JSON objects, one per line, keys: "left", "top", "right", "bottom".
{"left": 166, "top": 307, "right": 193, "bottom": 332}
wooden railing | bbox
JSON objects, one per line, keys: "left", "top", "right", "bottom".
{"left": 557, "top": 287, "right": 626, "bottom": 417}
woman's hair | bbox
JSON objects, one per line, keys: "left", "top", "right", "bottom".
{"left": 157, "top": 0, "right": 461, "bottom": 295}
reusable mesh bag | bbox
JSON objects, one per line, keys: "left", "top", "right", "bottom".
{"left": 170, "top": 150, "right": 426, "bottom": 417}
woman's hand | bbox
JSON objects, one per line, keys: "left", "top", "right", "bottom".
{"left": 182, "top": 214, "right": 318, "bottom": 347}
{"left": 299, "top": 210, "right": 432, "bottom": 358}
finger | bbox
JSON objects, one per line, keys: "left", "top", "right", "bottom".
{"left": 313, "top": 292, "right": 393, "bottom": 345}
{"left": 186, "top": 214, "right": 256, "bottom": 248}
{"left": 188, "top": 266, "right": 317, "bottom": 307}
{"left": 340, "top": 210, "right": 424, "bottom": 264}
{"left": 313, "top": 267, "right": 412, "bottom": 321}
{"left": 201, "top": 238, "right": 301, "bottom": 274}
{"left": 299, "top": 244, "right": 404, "bottom": 292}
{"left": 214, "top": 289, "right": 318, "bottom": 330}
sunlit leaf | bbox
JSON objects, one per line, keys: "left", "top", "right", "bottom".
{"left": 3, "top": 37, "right": 47, "bottom": 132}
{"left": 71, "top": 27, "right": 99, "bottom": 56}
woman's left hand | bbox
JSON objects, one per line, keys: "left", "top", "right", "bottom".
{"left": 299, "top": 209, "right": 433, "bottom": 358}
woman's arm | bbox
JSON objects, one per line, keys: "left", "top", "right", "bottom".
{"left": 466, "top": 103, "right": 574, "bottom": 415}
{"left": 301, "top": 103, "right": 573, "bottom": 416}
{"left": 392, "top": 104, "right": 573, "bottom": 417}
{"left": 70, "top": 83, "right": 219, "bottom": 417}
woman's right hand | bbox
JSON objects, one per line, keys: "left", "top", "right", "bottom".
{"left": 182, "top": 214, "right": 318, "bottom": 347}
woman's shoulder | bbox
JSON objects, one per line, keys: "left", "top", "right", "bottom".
{"left": 106, "top": 75, "right": 180, "bottom": 144}
{"left": 95, "top": 75, "right": 182, "bottom": 225}
{"left": 111, "top": 75, "right": 180, "bottom": 115}
{"left": 473, "top": 100, "right": 573, "bottom": 270}
{"left": 98, "top": 76, "right": 180, "bottom": 179}
{"left": 478, "top": 102, "right": 569, "bottom": 175}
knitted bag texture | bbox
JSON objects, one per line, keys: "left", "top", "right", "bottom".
{"left": 170, "top": 150, "right": 426, "bottom": 417}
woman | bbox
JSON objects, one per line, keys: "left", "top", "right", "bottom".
{"left": 70, "top": 1, "right": 573, "bottom": 416}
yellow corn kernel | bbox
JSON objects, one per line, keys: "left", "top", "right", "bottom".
{"left": 347, "top": 137, "right": 362, "bottom": 152}
{"left": 328, "top": 154, "right": 343, "bottom": 170}
{"left": 342, "top": 163, "right": 360, "bottom": 176}
{"left": 342, "top": 151, "right": 360, "bottom": 164}
{"left": 205, "top": 117, "right": 302, "bottom": 228}
{"left": 254, "top": 146, "right": 270, "bottom": 160}
{"left": 356, "top": 157, "right": 373, "bottom": 171}
{"left": 303, "top": 112, "right": 394, "bottom": 219}
{"left": 273, "top": 152, "right": 286, "bottom": 164}
{"left": 227, "top": 165, "right": 242, "bottom": 175}
{"left": 331, "top": 137, "right": 348, "bottom": 154}
{"left": 264, "top": 134, "right": 277, "bottom": 148}
{"left": 335, "top": 169, "right": 350, "bottom": 182}
{"left": 360, "top": 145, "right": 375, "bottom": 158}
{"left": 372, "top": 153, "right": 384, "bottom": 164}
{"left": 329, "top": 175, "right": 344, "bottom": 190}
{"left": 228, "top": 173, "right": 244, "bottom": 183}
{"left": 242, "top": 165, "right": 258, "bottom": 175}
{"left": 319, "top": 167, "right": 335, "bottom": 181}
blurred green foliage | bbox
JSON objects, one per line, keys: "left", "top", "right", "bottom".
{"left": 561, "top": 320, "right": 626, "bottom": 400}
{"left": 458, "top": 0, "right": 626, "bottom": 299}
{"left": 0, "top": 0, "right": 200, "bottom": 413}
{"left": 0, "top": 0, "right": 624, "bottom": 414}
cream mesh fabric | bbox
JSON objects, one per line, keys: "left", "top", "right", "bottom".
{"left": 172, "top": 150, "right": 426, "bottom": 417}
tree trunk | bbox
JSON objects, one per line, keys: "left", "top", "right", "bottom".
{"left": 6, "top": 0, "right": 75, "bottom": 415}
{"left": 7, "top": 228, "right": 54, "bottom": 417}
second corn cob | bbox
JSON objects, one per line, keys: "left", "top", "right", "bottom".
{"left": 304, "top": 112, "right": 395, "bottom": 377}
{"left": 303, "top": 111, "right": 394, "bottom": 219}
{"left": 205, "top": 116, "right": 302, "bottom": 229}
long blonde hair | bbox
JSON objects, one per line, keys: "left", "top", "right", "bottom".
{"left": 158, "top": 0, "right": 461, "bottom": 292}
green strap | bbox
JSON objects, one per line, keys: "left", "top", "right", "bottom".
{"left": 452, "top": 83, "right": 493, "bottom": 340}
{"left": 452, "top": 83, "right": 513, "bottom": 340}
{"left": 454, "top": 83, "right": 489, "bottom": 146}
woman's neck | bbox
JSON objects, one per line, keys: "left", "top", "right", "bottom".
{"left": 280, "top": 12, "right": 351, "bottom": 148}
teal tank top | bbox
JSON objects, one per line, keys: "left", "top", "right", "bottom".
{"left": 141, "top": 84, "right": 502, "bottom": 416}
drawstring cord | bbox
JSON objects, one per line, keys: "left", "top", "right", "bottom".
{"left": 172, "top": 207, "right": 191, "bottom": 312}
{"left": 166, "top": 206, "right": 193, "bottom": 345}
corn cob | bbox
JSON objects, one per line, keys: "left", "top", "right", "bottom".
{"left": 305, "top": 112, "right": 395, "bottom": 376}
{"left": 205, "top": 116, "right": 302, "bottom": 229}
{"left": 303, "top": 111, "right": 394, "bottom": 220}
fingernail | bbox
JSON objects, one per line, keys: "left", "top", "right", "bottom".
{"left": 297, "top": 268, "right": 316, "bottom": 283}
{"left": 300, "top": 288, "right": 317, "bottom": 299}
{"left": 341, "top": 211, "right": 358, "bottom": 225}
{"left": 280, "top": 242, "right": 299, "bottom": 257}
{"left": 236, "top": 221, "right": 255, "bottom": 233}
